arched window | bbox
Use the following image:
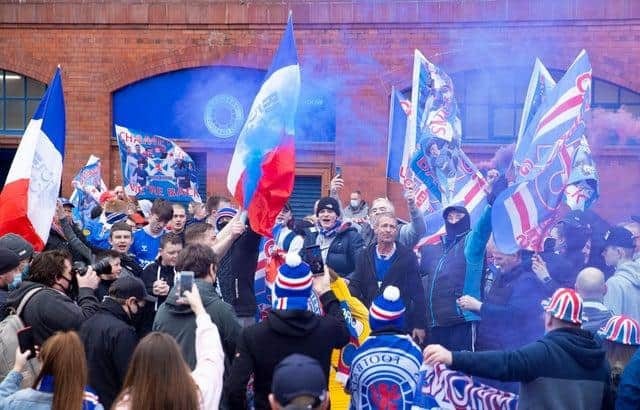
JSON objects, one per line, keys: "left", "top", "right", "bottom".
{"left": 404, "top": 68, "right": 640, "bottom": 143}
{"left": 0, "top": 70, "right": 47, "bottom": 134}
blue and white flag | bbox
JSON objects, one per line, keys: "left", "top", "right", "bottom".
{"left": 387, "top": 87, "right": 409, "bottom": 183}
{"left": 514, "top": 58, "right": 556, "bottom": 169}
{"left": 411, "top": 364, "right": 518, "bottom": 410}
{"left": 115, "top": 124, "right": 201, "bottom": 203}
{"left": 71, "top": 157, "right": 107, "bottom": 227}
{"left": 493, "top": 50, "right": 592, "bottom": 253}
{"left": 348, "top": 334, "right": 422, "bottom": 410}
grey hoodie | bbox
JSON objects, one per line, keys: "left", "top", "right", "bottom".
{"left": 604, "top": 259, "right": 640, "bottom": 319}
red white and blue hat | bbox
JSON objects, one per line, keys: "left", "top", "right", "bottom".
{"left": 369, "top": 286, "right": 405, "bottom": 330}
{"left": 598, "top": 315, "right": 640, "bottom": 346}
{"left": 273, "top": 253, "right": 313, "bottom": 311}
{"left": 215, "top": 207, "right": 237, "bottom": 232}
{"left": 541, "top": 288, "right": 584, "bottom": 324}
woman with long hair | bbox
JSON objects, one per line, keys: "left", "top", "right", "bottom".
{"left": 113, "top": 284, "right": 224, "bottom": 410}
{"left": 0, "top": 331, "right": 103, "bottom": 409}
{"left": 598, "top": 315, "right": 640, "bottom": 407}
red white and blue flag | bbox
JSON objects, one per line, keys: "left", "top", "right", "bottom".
{"left": 493, "top": 50, "right": 592, "bottom": 253}
{"left": 227, "top": 13, "right": 300, "bottom": 237}
{"left": 0, "top": 67, "right": 65, "bottom": 250}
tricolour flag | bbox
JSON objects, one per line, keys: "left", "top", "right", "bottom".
{"left": 227, "top": 13, "right": 300, "bottom": 237}
{"left": 493, "top": 50, "right": 592, "bottom": 253}
{"left": 0, "top": 67, "right": 65, "bottom": 250}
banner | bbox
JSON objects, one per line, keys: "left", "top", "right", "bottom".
{"left": 71, "top": 159, "right": 107, "bottom": 227}
{"left": 412, "top": 364, "right": 518, "bottom": 410}
{"left": 115, "top": 124, "right": 201, "bottom": 203}
{"left": 493, "top": 50, "right": 592, "bottom": 253}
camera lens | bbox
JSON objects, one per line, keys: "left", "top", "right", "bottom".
{"left": 72, "top": 261, "right": 88, "bottom": 276}
{"left": 92, "top": 258, "right": 112, "bottom": 276}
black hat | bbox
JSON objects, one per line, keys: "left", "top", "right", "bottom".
{"left": 603, "top": 226, "right": 635, "bottom": 249}
{"left": 109, "top": 276, "right": 156, "bottom": 303}
{"left": 0, "top": 234, "right": 34, "bottom": 261}
{"left": 271, "top": 354, "right": 327, "bottom": 407}
{"left": 442, "top": 205, "right": 468, "bottom": 220}
{"left": 316, "top": 197, "right": 340, "bottom": 217}
{"left": 0, "top": 248, "right": 20, "bottom": 276}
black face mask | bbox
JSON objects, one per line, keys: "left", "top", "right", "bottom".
{"left": 58, "top": 274, "right": 78, "bottom": 299}
{"left": 126, "top": 302, "right": 145, "bottom": 328}
{"left": 444, "top": 213, "right": 471, "bottom": 239}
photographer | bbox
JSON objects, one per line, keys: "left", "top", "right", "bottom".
{"left": 5, "top": 250, "right": 100, "bottom": 346}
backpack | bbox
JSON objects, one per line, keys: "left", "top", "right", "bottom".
{"left": 0, "top": 286, "right": 45, "bottom": 388}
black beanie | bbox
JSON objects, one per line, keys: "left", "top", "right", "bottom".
{"left": 316, "top": 197, "right": 341, "bottom": 217}
{"left": 0, "top": 248, "right": 20, "bottom": 276}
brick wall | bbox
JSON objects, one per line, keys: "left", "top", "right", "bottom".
{"left": 0, "top": 0, "right": 638, "bottom": 222}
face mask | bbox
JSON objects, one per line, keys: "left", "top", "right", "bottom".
{"left": 350, "top": 200, "right": 360, "bottom": 208}
{"left": 127, "top": 302, "right": 145, "bottom": 328}
{"left": 9, "top": 274, "right": 22, "bottom": 291}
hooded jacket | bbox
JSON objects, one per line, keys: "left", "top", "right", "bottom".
{"left": 348, "top": 242, "right": 428, "bottom": 331}
{"left": 303, "top": 223, "right": 365, "bottom": 279}
{"left": 4, "top": 281, "right": 100, "bottom": 345}
{"left": 139, "top": 257, "right": 176, "bottom": 336}
{"left": 425, "top": 205, "right": 492, "bottom": 328}
{"left": 603, "top": 259, "right": 640, "bottom": 319}
{"left": 225, "top": 291, "right": 350, "bottom": 410}
{"left": 78, "top": 298, "right": 138, "bottom": 410}
{"left": 152, "top": 279, "right": 240, "bottom": 371}
{"left": 452, "top": 327, "right": 610, "bottom": 410}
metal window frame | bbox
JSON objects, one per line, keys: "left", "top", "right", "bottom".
{"left": 0, "top": 70, "right": 46, "bottom": 135}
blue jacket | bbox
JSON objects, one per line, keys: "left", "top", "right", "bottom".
{"left": 425, "top": 205, "right": 492, "bottom": 327}
{"left": 0, "top": 372, "right": 104, "bottom": 410}
{"left": 452, "top": 327, "right": 610, "bottom": 410}
{"left": 616, "top": 349, "right": 640, "bottom": 410}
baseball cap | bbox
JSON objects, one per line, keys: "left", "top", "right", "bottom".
{"left": 541, "top": 288, "right": 584, "bottom": 324}
{"left": 108, "top": 276, "right": 156, "bottom": 303}
{"left": 0, "top": 233, "right": 34, "bottom": 261}
{"left": 271, "top": 354, "right": 327, "bottom": 408}
{"left": 0, "top": 248, "right": 20, "bottom": 276}
{"left": 603, "top": 226, "right": 635, "bottom": 249}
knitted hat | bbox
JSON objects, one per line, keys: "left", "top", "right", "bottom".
{"left": 0, "top": 248, "right": 20, "bottom": 276}
{"left": 316, "top": 197, "right": 341, "bottom": 217}
{"left": 215, "top": 207, "right": 237, "bottom": 232}
{"left": 273, "top": 253, "right": 313, "bottom": 311}
{"left": 598, "top": 315, "right": 640, "bottom": 346}
{"left": 541, "top": 288, "right": 584, "bottom": 324}
{"left": 369, "top": 286, "right": 406, "bottom": 330}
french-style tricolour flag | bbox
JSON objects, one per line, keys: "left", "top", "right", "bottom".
{"left": 0, "top": 67, "right": 65, "bottom": 251}
{"left": 227, "top": 13, "right": 300, "bottom": 237}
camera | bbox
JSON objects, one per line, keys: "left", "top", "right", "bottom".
{"left": 71, "top": 257, "right": 112, "bottom": 277}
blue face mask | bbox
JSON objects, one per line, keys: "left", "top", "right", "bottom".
{"left": 9, "top": 273, "right": 22, "bottom": 291}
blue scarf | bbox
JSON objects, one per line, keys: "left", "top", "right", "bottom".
{"left": 37, "top": 375, "right": 100, "bottom": 410}
{"left": 317, "top": 219, "right": 342, "bottom": 238}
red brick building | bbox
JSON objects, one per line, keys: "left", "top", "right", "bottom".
{"left": 0, "top": 0, "right": 638, "bottom": 221}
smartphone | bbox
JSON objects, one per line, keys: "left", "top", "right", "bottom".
{"left": 176, "top": 271, "right": 194, "bottom": 301}
{"left": 301, "top": 245, "right": 325, "bottom": 276}
{"left": 17, "top": 326, "right": 36, "bottom": 360}
{"left": 335, "top": 166, "right": 342, "bottom": 177}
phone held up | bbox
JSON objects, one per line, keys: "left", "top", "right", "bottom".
{"left": 301, "top": 245, "right": 325, "bottom": 276}
{"left": 335, "top": 166, "right": 342, "bottom": 177}
{"left": 175, "top": 271, "right": 194, "bottom": 303}
{"left": 17, "top": 326, "right": 36, "bottom": 360}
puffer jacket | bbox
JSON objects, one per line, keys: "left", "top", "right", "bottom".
{"left": 425, "top": 205, "right": 492, "bottom": 328}
{"left": 303, "top": 223, "right": 365, "bottom": 279}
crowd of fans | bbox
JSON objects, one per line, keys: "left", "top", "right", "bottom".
{"left": 0, "top": 170, "right": 638, "bottom": 410}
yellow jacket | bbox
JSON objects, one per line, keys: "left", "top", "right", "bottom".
{"left": 328, "top": 279, "right": 371, "bottom": 409}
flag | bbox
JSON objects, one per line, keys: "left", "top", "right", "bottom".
{"left": 115, "top": 124, "right": 201, "bottom": 203}
{"left": 71, "top": 159, "right": 107, "bottom": 227}
{"left": 254, "top": 237, "right": 274, "bottom": 322}
{"left": 514, "top": 58, "right": 556, "bottom": 169}
{"left": 386, "top": 87, "right": 409, "bottom": 182}
{"left": 411, "top": 363, "right": 518, "bottom": 410}
{"left": 0, "top": 67, "right": 65, "bottom": 250}
{"left": 564, "top": 134, "right": 599, "bottom": 210}
{"left": 493, "top": 50, "right": 592, "bottom": 253}
{"left": 227, "top": 13, "right": 300, "bottom": 237}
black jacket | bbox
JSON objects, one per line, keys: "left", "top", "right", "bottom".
{"left": 4, "top": 281, "right": 100, "bottom": 345}
{"left": 120, "top": 252, "right": 143, "bottom": 278}
{"left": 349, "top": 242, "right": 428, "bottom": 331}
{"left": 217, "top": 227, "right": 262, "bottom": 317}
{"left": 79, "top": 298, "right": 138, "bottom": 410}
{"left": 139, "top": 258, "right": 176, "bottom": 336}
{"left": 45, "top": 218, "right": 93, "bottom": 264}
{"left": 303, "top": 224, "right": 365, "bottom": 279}
{"left": 225, "top": 291, "right": 350, "bottom": 410}
{"left": 452, "top": 327, "right": 611, "bottom": 410}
